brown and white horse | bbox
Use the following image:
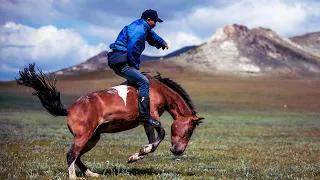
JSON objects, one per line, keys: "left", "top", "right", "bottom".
{"left": 16, "top": 63, "right": 204, "bottom": 179}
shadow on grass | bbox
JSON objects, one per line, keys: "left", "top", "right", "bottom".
{"left": 72, "top": 166, "right": 196, "bottom": 177}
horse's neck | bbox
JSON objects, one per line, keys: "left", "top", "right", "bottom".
{"left": 161, "top": 85, "right": 193, "bottom": 120}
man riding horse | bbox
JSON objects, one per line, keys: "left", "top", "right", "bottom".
{"left": 16, "top": 9, "right": 204, "bottom": 179}
{"left": 107, "top": 9, "right": 169, "bottom": 127}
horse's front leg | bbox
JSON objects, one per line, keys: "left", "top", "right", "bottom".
{"left": 144, "top": 124, "right": 156, "bottom": 143}
{"left": 128, "top": 125, "right": 165, "bottom": 163}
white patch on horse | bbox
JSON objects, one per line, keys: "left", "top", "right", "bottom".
{"left": 112, "top": 85, "right": 128, "bottom": 106}
{"left": 144, "top": 144, "right": 153, "bottom": 153}
{"left": 68, "top": 161, "right": 76, "bottom": 179}
{"left": 85, "top": 169, "right": 99, "bottom": 177}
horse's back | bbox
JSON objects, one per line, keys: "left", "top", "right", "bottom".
{"left": 97, "top": 85, "right": 139, "bottom": 116}
{"left": 68, "top": 77, "right": 163, "bottom": 115}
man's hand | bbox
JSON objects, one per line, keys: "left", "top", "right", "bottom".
{"left": 162, "top": 43, "right": 169, "bottom": 50}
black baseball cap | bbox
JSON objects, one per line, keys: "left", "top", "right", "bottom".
{"left": 141, "top": 9, "right": 163, "bottom": 23}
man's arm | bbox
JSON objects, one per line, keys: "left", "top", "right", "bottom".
{"left": 147, "top": 30, "right": 167, "bottom": 49}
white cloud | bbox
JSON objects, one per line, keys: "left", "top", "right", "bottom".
{"left": 187, "top": 0, "right": 309, "bottom": 36}
{"left": 0, "top": 64, "right": 19, "bottom": 73}
{"left": 85, "top": 25, "right": 120, "bottom": 42}
{"left": 144, "top": 31, "right": 204, "bottom": 56}
{"left": 0, "top": 22, "right": 107, "bottom": 75}
{"left": 166, "top": 32, "right": 203, "bottom": 49}
{"left": 0, "top": 0, "right": 62, "bottom": 23}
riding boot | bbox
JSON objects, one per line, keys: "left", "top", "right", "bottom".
{"left": 138, "top": 96, "right": 161, "bottom": 127}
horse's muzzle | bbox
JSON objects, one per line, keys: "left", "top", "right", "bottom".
{"left": 170, "top": 145, "right": 185, "bottom": 156}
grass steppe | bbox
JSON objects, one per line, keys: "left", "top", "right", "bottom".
{"left": 0, "top": 68, "right": 319, "bottom": 179}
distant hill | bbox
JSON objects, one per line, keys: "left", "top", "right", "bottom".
{"left": 56, "top": 51, "right": 109, "bottom": 75}
{"left": 289, "top": 32, "right": 320, "bottom": 58}
{"left": 168, "top": 24, "right": 320, "bottom": 77}
{"left": 56, "top": 46, "right": 197, "bottom": 75}
{"left": 163, "top": 45, "right": 197, "bottom": 59}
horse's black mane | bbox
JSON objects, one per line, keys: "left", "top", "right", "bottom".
{"left": 152, "top": 73, "right": 197, "bottom": 115}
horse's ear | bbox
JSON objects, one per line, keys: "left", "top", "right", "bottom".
{"left": 197, "top": 117, "right": 204, "bottom": 124}
{"left": 192, "top": 117, "right": 204, "bottom": 126}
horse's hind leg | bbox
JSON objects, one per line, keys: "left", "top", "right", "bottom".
{"left": 67, "top": 138, "right": 88, "bottom": 179}
{"left": 76, "top": 132, "right": 101, "bottom": 177}
{"left": 66, "top": 133, "right": 96, "bottom": 179}
{"left": 66, "top": 144, "right": 77, "bottom": 179}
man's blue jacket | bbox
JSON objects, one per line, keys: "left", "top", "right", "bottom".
{"left": 109, "top": 19, "right": 166, "bottom": 70}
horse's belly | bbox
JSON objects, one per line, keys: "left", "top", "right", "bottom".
{"left": 97, "top": 121, "right": 140, "bottom": 133}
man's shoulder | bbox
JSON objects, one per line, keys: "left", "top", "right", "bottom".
{"left": 127, "top": 19, "right": 146, "bottom": 32}
{"left": 129, "top": 19, "right": 144, "bottom": 27}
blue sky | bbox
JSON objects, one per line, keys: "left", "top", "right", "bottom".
{"left": 1, "top": 0, "right": 320, "bottom": 81}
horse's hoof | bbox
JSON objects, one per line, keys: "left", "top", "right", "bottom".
{"left": 85, "top": 169, "right": 100, "bottom": 177}
{"left": 68, "top": 176, "right": 77, "bottom": 179}
{"left": 127, "top": 156, "right": 137, "bottom": 163}
{"left": 128, "top": 153, "right": 145, "bottom": 163}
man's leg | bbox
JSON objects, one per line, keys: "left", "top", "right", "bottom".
{"left": 112, "top": 66, "right": 160, "bottom": 127}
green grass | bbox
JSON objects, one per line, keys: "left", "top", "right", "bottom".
{"left": 1, "top": 75, "right": 320, "bottom": 179}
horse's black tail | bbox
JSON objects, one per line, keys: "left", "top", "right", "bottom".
{"left": 16, "top": 63, "right": 68, "bottom": 117}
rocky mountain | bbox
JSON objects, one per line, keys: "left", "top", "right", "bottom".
{"left": 169, "top": 24, "right": 320, "bottom": 77}
{"left": 289, "top": 32, "right": 320, "bottom": 58}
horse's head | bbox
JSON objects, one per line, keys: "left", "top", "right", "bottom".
{"left": 170, "top": 117, "right": 204, "bottom": 156}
